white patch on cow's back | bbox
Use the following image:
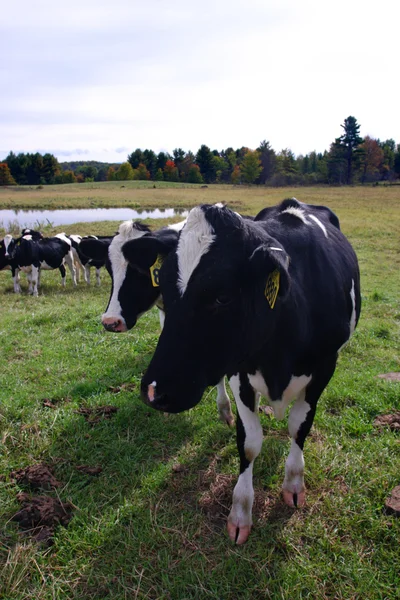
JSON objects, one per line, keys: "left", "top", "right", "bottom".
{"left": 55, "top": 232, "right": 71, "bottom": 246}
{"left": 103, "top": 221, "right": 148, "bottom": 321}
{"left": 176, "top": 207, "right": 215, "bottom": 296}
{"left": 308, "top": 214, "right": 328, "bottom": 238}
{"left": 248, "top": 370, "right": 311, "bottom": 421}
{"left": 282, "top": 206, "right": 309, "bottom": 224}
{"left": 69, "top": 234, "right": 82, "bottom": 244}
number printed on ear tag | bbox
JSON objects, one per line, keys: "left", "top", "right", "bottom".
{"left": 149, "top": 255, "right": 163, "bottom": 287}
{"left": 265, "top": 269, "right": 280, "bottom": 309}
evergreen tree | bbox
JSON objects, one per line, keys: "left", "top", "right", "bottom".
{"left": 257, "top": 141, "right": 276, "bottom": 183}
{"left": 339, "top": 116, "right": 363, "bottom": 184}
{"left": 195, "top": 145, "right": 216, "bottom": 183}
{"left": 127, "top": 148, "right": 144, "bottom": 169}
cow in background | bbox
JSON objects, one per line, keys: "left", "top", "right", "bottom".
{"left": 139, "top": 199, "right": 361, "bottom": 544}
{"left": 69, "top": 234, "right": 108, "bottom": 286}
{"left": 4, "top": 232, "right": 76, "bottom": 296}
{"left": 1, "top": 229, "right": 43, "bottom": 292}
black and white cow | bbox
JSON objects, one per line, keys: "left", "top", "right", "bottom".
{"left": 80, "top": 220, "right": 234, "bottom": 426}
{"left": 5, "top": 232, "right": 77, "bottom": 296}
{"left": 1, "top": 229, "right": 44, "bottom": 292}
{"left": 138, "top": 199, "right": 361, "bottom": 544}
{"left": 69, "top": 234, "right": 108, "bottom": 286}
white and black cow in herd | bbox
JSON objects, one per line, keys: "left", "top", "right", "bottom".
{"left": 136, "top": 199, "right": 361, "bottom": 544}
{"left": 2, "top": 232, "right": 76, "bottom": 295}
{"left": 80, "top": 219, "right": 235, "bottom": 426}
{"left": 69, "top": 234, "right": 108, "bottom": 286}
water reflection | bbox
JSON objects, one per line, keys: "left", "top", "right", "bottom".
{"left": 0, "top": 207, "right": 188, "bottom": 230}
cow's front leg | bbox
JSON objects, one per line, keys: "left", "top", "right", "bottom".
{"left": 216, "top": 378, "right": 234, "bottom": 426}
{"left": 28, "top": 266, "right": 39, "bottom": 296}
{"left": 64, "top": 251, "right": 77, "bottom": 286}
{"left": 59, "top": 264, "right": 66, "bottom": 287}
{"left": 227, "top": 373, "right": 263, "bottom": 544}
{"left": 85, "top": 265, "right": 91, "bottom": 285}
{"left": 95, "top": 267, "right": 101, "bottom": 286}
{"left": 12, "top": 268, "right": 21, "bottom": 293}
{"left": 283, "top": 356, "right": 337, "bottom": 508}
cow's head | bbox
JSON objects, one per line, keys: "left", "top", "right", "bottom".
{"left": 141, "top": 204, "right": 290, "bottom": 413}
{"left": 80, "top": 221, "right": 182, "bottom": 332}
{"left": 0, "top": 235, "right": 15, "bottom": 269}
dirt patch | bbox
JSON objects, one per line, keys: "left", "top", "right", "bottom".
{"left": 10, "top": 463, "right": 60, "bottom": 490}
{"left": 377, "top": 373, "right": 400, "bottom": 382}
{"left": 12, "top": 493, "right": 73, "bottom": 544}
{"left": 42, "top": 396, "right": 71, "bottom": 409}
{"left": 373, "top": 412, "right": 400, "bottom": 431}
{"left": 384, "top": 486, "right": 400, "bottom": 517}
{"left": 108, "top": 383, "right": 136, "bottom": 393}
{"left": 259, "top": 405, "right": 274, "bottom": 417}
{"left": 75, "top": 405, "right": 119, "bottom": 425}
{"left": 76, "top": 465, "right": 103, "bottom": 476}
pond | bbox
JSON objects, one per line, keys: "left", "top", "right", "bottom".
{"left": 0, "top": 207, "right": 188, "bottom": 230}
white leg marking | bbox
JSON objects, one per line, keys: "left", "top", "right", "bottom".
{"left": 30, "top": 265, "right": 39, "bottom": 296}
{"left": 215, "top": 378, "right": 234, "bottom": 426}
{"left": 227, "top": 374, "right": 263, "bottom": 543}
{"left": 283, "top": 392, "right": 309, "bottom": 503}
{"left": 13, "top": 269, "right": 21, "bottom": 293}
{"left": 248, "top": 371, "right": 311, "bottom": 421}
{"left": 158, "top": 308, "right": 165, "bottom": 330}
{"left": 85, "top": 265, "right": 91, "bottom": 285}
{"left": 64, "top": 251, "right": 77, "bottom": 286}
{"left": 95, "top": 267, "right": 101, "bottom": 286}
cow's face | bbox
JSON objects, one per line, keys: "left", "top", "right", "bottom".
{"left": 0, "top": 235, "right": 15, "bottom": 269}
{"left": 141, "top": 205, "right": 290, "bottom": 414}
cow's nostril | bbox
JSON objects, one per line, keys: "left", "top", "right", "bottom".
{"left": 102, "top": 319, "right": 121, "bottom": 332}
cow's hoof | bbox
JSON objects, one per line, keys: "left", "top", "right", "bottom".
{"left": 219, "top": 408, "right": 235, "bottom": 427}
{"left": 283, "top": 489, "right": 306, "bottom": 508}
{"left": 227, "top": 520, "right": 251, "bottom": 545}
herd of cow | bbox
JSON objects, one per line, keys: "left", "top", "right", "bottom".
{"left": 0, "top": 198, "right": 361, "bottom": 545}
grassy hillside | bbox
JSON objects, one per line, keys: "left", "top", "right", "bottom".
{"left": 0, "top": 189, "right": 399, "bottom": 599}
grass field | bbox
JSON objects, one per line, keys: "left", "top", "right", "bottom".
{"left": 0, "top": 185, "right": 399, "bottom": 599}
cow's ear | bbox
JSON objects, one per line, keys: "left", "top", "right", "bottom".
{"left": 80, "top": 238, "right": 111, "bottom": 261}
{"left": 122, "top": 236, "right": 174, "bottom": 273}
{"left": 249, "top": 243, "right": 290, "bottom": 304}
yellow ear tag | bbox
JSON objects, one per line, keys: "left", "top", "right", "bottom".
{"left": 265, "top": 269, "right": 280, "bottom": 309}
{"left": 149, "top": 255, "right": 163, "bottom": 287}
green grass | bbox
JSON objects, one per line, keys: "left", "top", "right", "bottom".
{"left": 0, "top": 188, "right": 399, "bottom": 599}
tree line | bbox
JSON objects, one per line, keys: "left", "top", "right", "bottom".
{"left": 1, "top": 117, "right": 400, "bottom": 186}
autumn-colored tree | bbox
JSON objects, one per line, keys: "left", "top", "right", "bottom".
{"left": 76, "top": 174, "right": 85, "bottom": 183}
{"left": 115, "top": 162, "right": 135, "bottom": 181}
{"left": 155, "top": 168, "right": 164, "bottom": 181}
{"left": 359, "top": 136, "right": 384, "bottom": 183}
{"left": 241, "top": 150, "right": 262, "bottom": 183}
{"left": 62, "top": 170, "right": 77, "bottom": 184}
{"left": 163, "top": 160, "right": 179, "bottom": 182}
{"left": 231, "top": 165, "right": 241, "bottom": 184}
{"left": 0, "top": 162, "right": 16, "bottom": 185}
{"left": 107, "top": 167, "right": 115, "bottom": 181}
{"left": 137, "top": 163, "right": 150, "bottom": 180}
{"left": 187, "top": 164, "right": 203, "bottom": 183}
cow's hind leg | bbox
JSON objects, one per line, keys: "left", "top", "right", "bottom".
{"left": 28, "top": 266, "right": 39, "bottom": 296}
{"left": 227, "top": 373, "right": 263, "bottom": 545}
{"left": 283, "top": 355, "right": 338, "bottom": 508}
{"left": 59, "top": 264, "right": 66, "bottom": 287}
{"left": 12, "top": 268, "right": 21, "bottom": 293}
{"left": 95, "top": 267, "right": 101, "bottom": 286}
{"left": 216, "top": 378, "right": 234, "bottom": 426}
{"left": 64, "top": 251, "right": 77, "bottom": 286}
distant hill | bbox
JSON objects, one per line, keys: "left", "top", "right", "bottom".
{"left": 59, "top": 160, "right": 122, "bottom": 172}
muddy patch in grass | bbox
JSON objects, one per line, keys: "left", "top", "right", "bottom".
{"left": 384, "top": 486, "right": 400, "bottom": 517}
{"left": 373, "top": 412, "right": 400, "bottom": 431}
{"left": 76, "top": 465, "right": 103, "bottom": 476}
{"left": 12, "top": 492, "right": 74, "bottom": 544}
{"left": 108, "top": 382, "right": 136, "bottom": 393}
{"left": 75, "top": 405, "right": 119, "bottom": 425}
{"left": 42, "top": 396, "right": 71, "bottom": 409}
{"left": 377, "top": 372, "right": 400, "bottom": 382}
{"left": 10, "top": 463, "right": 61, "bottom": 490}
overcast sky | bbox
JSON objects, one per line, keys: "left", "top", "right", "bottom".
{"left": 1, "top": 0, "right": 399, "bottom": 163}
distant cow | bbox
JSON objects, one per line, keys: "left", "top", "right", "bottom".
{"left": 5, "top": 232, "right": 77, "bottom": 296}
{"left": 1, "top": 229, "right": 43, "bottom": 292}
{"left": 80, "top": 220, "right": 234, "bottom": 426}
{"left": 139, "top": 199, "right": 361, "bottom": 544}
{"left": 69, "top": 235, "right": 108, "bottom": 286}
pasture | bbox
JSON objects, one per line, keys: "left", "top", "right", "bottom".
{"left": 0, "top": 185, "right": 399, "bottom": 599}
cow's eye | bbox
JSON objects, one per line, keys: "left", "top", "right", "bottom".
{"left": 215, "top": 294, "right": 231, "bottom": 306}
